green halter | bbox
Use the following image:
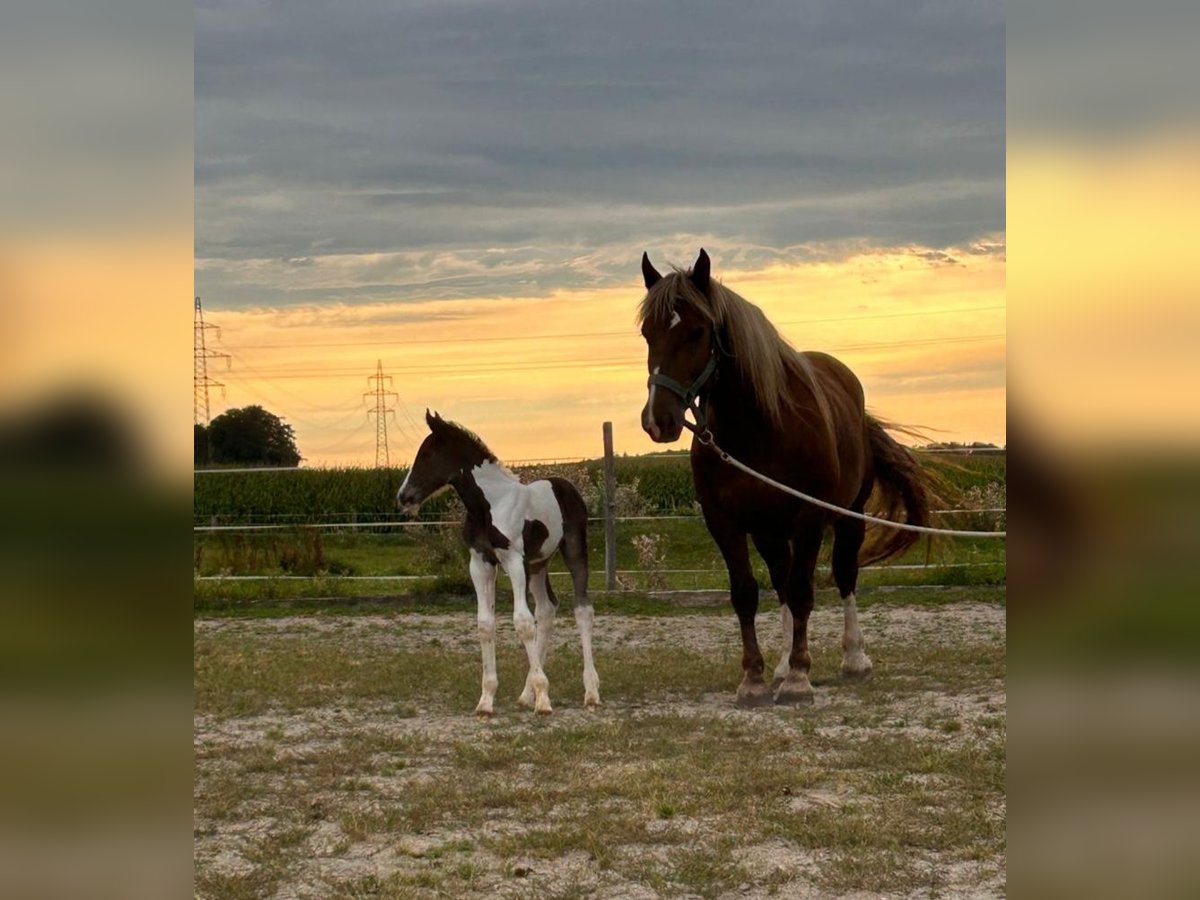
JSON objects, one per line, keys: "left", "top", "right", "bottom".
{"left": 646, "top": 329, "right": 728, "bottom": 432}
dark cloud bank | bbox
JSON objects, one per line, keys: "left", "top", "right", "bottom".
{"left": 196, "top": 0, "right": 1004, "bottom": 307}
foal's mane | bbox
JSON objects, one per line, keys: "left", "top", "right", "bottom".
{"left": 638, "top": 269, "right": 833, "bottom": 431}
{"left": 440, "top": 419, "right": 514, "bottom": 475}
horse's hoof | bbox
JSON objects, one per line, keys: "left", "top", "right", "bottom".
{"left": 475, "top": 707, "right": 495, "bottom": 718}
{"left": 516, "top": 691, "right": 535, "bottom": 708}
{"left": 584, "top": 694, "right": 602, "bottom": 709}
{"left": 841, "top": 653, "right": 873, "bottom": 681}
{"left": 535, "top": 703, "right": 553, "bottom": 716}
{"left": 774, "top": 673, "right": 814, "bottom": 706}
{"left": 735, "top": 683, "right": 773, "bottom": 708}
{"left": 769, "top": 676, "right": 785, "bottom": 693}
{"left": 774, "top": 686, "right": 815, "bottom": 706}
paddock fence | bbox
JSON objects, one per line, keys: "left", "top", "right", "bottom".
{"left": 194, "top": 424, "right": 1005, "bottom": 594}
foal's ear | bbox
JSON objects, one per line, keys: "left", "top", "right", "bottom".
{"left": 641, "top": 252, "right": 662, "bottom": 290}
{"left": 690, "top": 248, "right": 711, "bottom": 294}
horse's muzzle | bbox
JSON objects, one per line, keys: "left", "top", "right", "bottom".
{"left": 642, "top": 402, "right": 683, "bottom": 443}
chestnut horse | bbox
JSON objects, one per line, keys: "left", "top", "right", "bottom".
{"left": 639, "top": 249, "right": 931, "bottom": 707}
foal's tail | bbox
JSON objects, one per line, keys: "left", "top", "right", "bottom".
{"left": 860, "top": 416, "right": 934, "bottom": 567}
{"left": 548, "top": 477, "right": 590, "bottom": 603}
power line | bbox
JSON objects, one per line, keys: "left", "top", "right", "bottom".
{"left": 219, "top": 304, "right": 1006, "bottom": 351}
{"left": 225, "top": 351, "right": 369, "bottom": 414}
{"left": 204, "top": 333, "right": 1006, "bottom": 380}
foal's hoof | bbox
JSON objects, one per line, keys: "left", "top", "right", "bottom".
{"left": 516, "top": 689, "right": 535, "bottom": 709}
{"left": 735, "top": 681, "right": 773, "bottom": 708}
{"left": 774, "top": 673, "right": 814, "bottom": 706}
{"left": 475, "top": 706, "right": 495, "bottom": 718}
{"left": 841, "top": 664, "right": 873, "bottom": 681}
{"left": 584, "top": 693, "right": 602, "bottom": 709}
{"left": 535, "top": 699, "right": 553, "bottom": 716}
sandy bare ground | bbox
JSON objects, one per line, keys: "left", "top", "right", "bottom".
{"left": 195, "top": 601, "right": 1006, "bottom": 898}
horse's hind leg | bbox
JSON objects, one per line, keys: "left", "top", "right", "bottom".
{"left": 752, "top": 533, "right": 793, "bottom": 692}
{"left": 832, "top": 516, "right": 872, "bottom": 679}
{"left": 468, "top": 550, "right": 500, "bottom": 716}
{"left": 519, "top": 564, "right": 558, "bottom": 708}
{"left": 561, "top": 530, "right": 600, "bottom": 707}
{"left": 775, "top": 529, "right": 822, "bottom": 705}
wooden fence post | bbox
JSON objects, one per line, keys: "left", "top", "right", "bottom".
{"left": 603, "top": 421, "right": 616, "bottom": 591}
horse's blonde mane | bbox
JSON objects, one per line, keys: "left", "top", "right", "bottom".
{"left": 637, "top": 270, "right": 834, "bottom": 433}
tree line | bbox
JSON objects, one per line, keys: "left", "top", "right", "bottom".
{"left": 195, "top": 405, "right": 302, "bottom": 468}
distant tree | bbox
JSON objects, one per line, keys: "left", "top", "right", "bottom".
{"left": 194, "top": 423, "right": 210, "bottom": 467}
{"left": 206, "top": 406, "right": 301, "bottom": 467}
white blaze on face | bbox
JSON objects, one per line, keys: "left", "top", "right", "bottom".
{"left": 669, "top": 310, "right": 681, "bottom": 329}
{"left": 648, "top": 365, "right": 660, "bottom": 410}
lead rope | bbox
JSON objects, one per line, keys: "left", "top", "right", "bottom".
{"left": 688, "top": 426, "right": 1006, "bottom": 540}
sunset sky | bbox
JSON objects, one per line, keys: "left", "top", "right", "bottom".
{"left": 195, "top": 1, "right": 1005, "bottom": 466}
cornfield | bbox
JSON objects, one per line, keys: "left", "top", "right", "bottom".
{"left": 194, "top": 451, "right": 1003, "bottom": 524}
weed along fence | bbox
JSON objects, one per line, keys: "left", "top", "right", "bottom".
{"left": 194, "top": 423, "right": 1006, "bottom": 597}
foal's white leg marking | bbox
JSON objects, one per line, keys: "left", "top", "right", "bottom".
{"left": 773, "top": 603, "right": 793, "bottom": 685}
{"left": 575, "top": 603, "right": 601, "bottom": 707}
{"left": 499, "top": 549, "right": 551, "bottom": 713}
{"left": 520, "top": 569, "right": 557, "bottom": 708}
{"left": 841, "top": 591, "right": 873, "bottom": 676}
{"left": 469, "top": 550, "right": 499, "bottom": 716}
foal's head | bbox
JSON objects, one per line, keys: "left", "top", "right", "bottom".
{"left": 638, "top": 248, "right": 718, "bottom": 442}
{"left": 396, "top": 411, "right": 493, "bottom": 514}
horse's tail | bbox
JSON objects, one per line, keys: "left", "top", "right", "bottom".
{"left": 859, "top": 416, "right": 934, "bottom": 567}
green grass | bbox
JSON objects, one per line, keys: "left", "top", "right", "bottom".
{"left": 194, "top": 511, "right": 1004, "bottom": 616}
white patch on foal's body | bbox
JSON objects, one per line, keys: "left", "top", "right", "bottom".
{"left": 470, "top": 461, "right": 563, "bottom": 560}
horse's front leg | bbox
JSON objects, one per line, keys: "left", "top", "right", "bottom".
{"left": 469, "top": 550, "right": 499, "bottom": 716}
{"left": 712, "top": 527, "right": 770, "bottom": 707}
{"left": 500, "top": 550, "right": 551, "bottom": 714}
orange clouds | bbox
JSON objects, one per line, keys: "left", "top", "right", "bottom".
{"left": 208, "top": 244, "right": 1006, "bottom": 465}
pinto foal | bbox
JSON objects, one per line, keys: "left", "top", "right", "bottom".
{"left": 397, "top": 411, "right": 600, "bottom": 715}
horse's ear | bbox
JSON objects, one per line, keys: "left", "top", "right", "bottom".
{"left": 690, "top": 248, "right": 711, "bottom": 294}
{"left": 642, "top": 252, "right": 662, "bottom": 290}
{"left": 425, "top": 409, "right": 438, "bottom": 429}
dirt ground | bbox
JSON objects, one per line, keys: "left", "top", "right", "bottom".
{"left": 195, "top": 600, "right": 1006, "bottom": 898}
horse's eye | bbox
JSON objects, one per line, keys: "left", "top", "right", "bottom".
{"left": 688, "top": 328, "right": 705, "bottom": 343}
